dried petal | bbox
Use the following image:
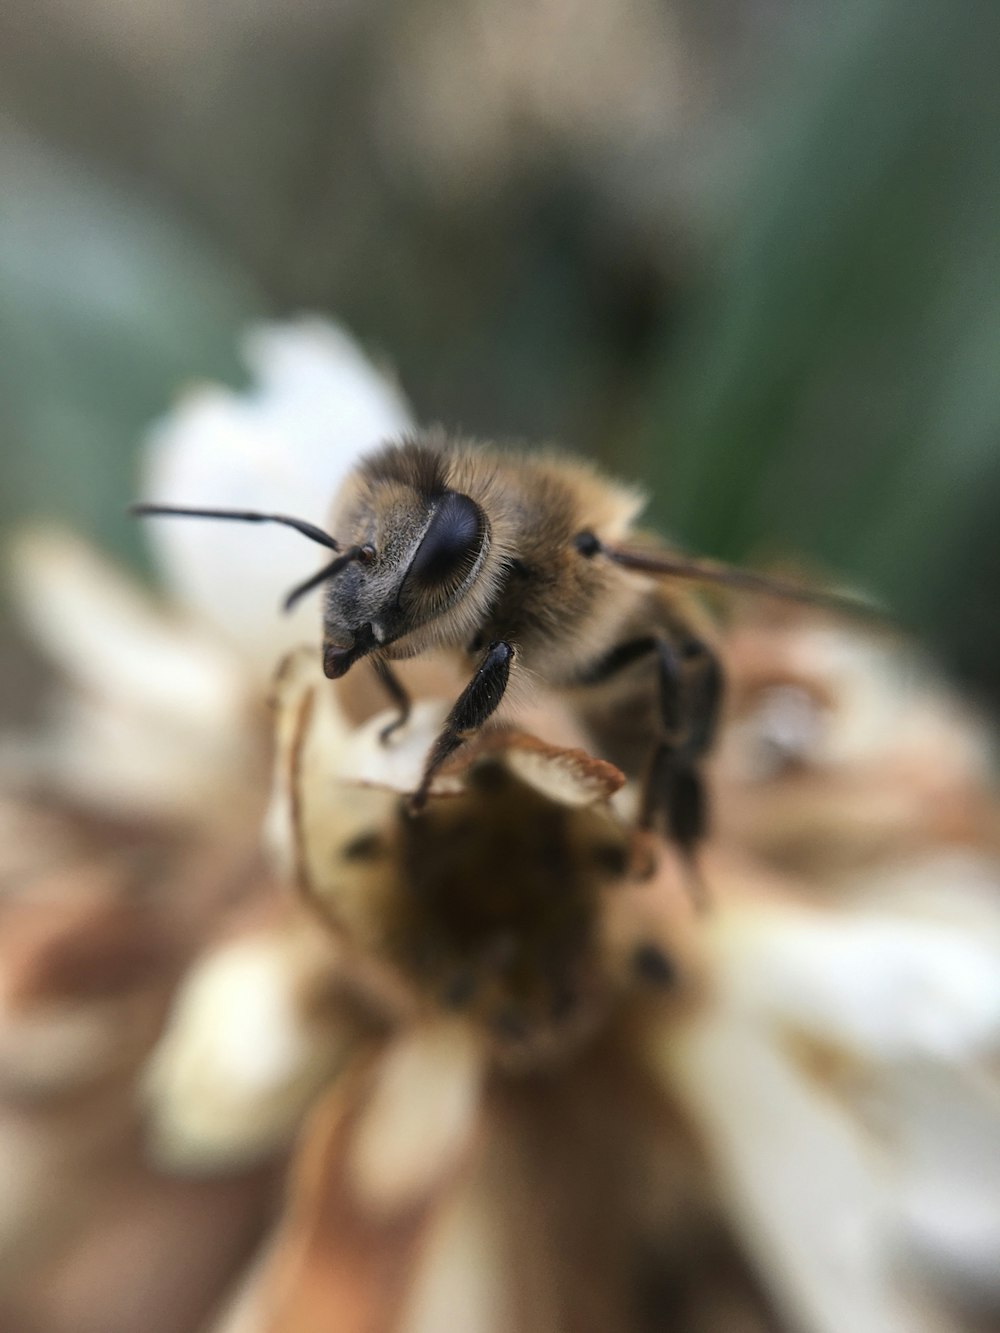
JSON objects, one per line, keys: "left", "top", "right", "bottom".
{"left": 464, "top": 730, "right": 624, "bottom": 807}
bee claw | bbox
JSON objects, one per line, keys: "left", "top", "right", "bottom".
{"left": 406, "top": 788, "right": 428, "bottom": 816}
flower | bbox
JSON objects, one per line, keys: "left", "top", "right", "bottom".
{"left": 149, "top": 621, "right": 1000, "bottom": 1333}
{"left": 2, "top": 320, "right": 999, "bottom": 1333}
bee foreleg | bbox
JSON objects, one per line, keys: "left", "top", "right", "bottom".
{"left": 370, "top": 657, "right": 412, "bottom": 744}
{"left": 408, "top": 641, "right": 514, "bottom": 812}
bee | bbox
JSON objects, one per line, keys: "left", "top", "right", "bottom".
{"left": 134, "top": 430, "right": 873, "bottom": 886}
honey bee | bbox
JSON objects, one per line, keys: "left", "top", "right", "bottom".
{"left": 134, "top": 430, "right": 872, "bottom": 883}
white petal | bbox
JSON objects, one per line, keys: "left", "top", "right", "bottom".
{"left": 144, "top": 929, "right": 347, "bottom": 1171}
{"left": 349, "top": 1020, "right": 484, "bottom": 1216}
{"left": 336, "top": 702, "right": 455, "bottom": 794}
{"left": 659, "top": 1013, "right": 942, "bottom": 1333}
{"left": 400, "top": 1162, "right": 511, "bottom": 1333}
{"left": 140, "top": 317, "right": 414, "bottom": 674}
{"left": 490, "top": 734, "right": 624, "bottom": 806}
{"left": 846, "top": 852, "right": 1000, "bottom": 931}
{"left": 889, "top": 1063, "right": 1000, "bottom": 1299}
{"left": 708, "top": 904, "right": 1000, "bottom": 1062}
{"left": 8, "top": 528, "right": 245, "bottom": 728}
{"left": 5, "top": 530, "right": 256, "bottom": 819}
{"left": 781, "top": 627, "right": 986, "bottom": 776}
{"left": 9, "top": 690, "right": 250, "bottom": 822}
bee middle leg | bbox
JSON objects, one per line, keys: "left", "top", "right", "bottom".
{"left": 409, "top": 641, "right": 514, "bottom": 812}
{"left": 370, "top": 657, "right": 412, "bottom": 743}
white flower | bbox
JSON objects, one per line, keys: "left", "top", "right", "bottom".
{"left": 140, "top": 317, "right": 414, "bottom": 676}
{"left": 0, "top": 319, "right": 415, "bottom": 1320}
{"left": 5, "top": 319, "right": 415, "bottom": 820}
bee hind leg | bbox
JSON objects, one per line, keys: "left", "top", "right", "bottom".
{"left": 639, "top": 636, "right": 723, "bottom": 906}
{"left": 578, "top": 632, "right": 724, "bottom": 899}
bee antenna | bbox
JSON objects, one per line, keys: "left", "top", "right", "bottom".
{"left": 130, "top": 503, "right": 342, "bottom": 553}
{"left": 282, "top": 544, "right": 375, "bottom": 613}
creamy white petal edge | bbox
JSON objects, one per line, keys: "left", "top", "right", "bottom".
{"left": 143, "top": 928, "right": 349, "bottom": 1171}
{"left": 140, "top": 318, "right": 415, "bottom": 674}
{"left": 4, "top": 530, "right": 255, "bottom": 821}
{"left": 653, "top": 859, "right": 1000, "bottom": 1333}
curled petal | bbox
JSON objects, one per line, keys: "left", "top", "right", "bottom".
{"left": 462, "top": 731, "right": 624, "bottom": 807}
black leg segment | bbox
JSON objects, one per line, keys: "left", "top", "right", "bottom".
{"left": 410, "top": 641, "right": 514, "bottom": 810}
{"left": 640, "top": 636, "right": 722, "bottom": 891}
{"left": 582, "top": 631, "right": 724, "bottom": 895}
{"left": 371, "top": 657, "right": 413, "bottom": 743}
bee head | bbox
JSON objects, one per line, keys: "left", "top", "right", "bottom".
{"left": 131, "top": 439, "right": 494, "bottom": 682}
{"left": 321, "top": 487, "right": 490, "bottom": 678}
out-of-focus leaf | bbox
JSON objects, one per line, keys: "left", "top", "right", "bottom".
{"left": 637, "top": 0, "right": 1000, "bottom": 705}
{"left": 0, "top": 130, "right": 262, "bottom": 567}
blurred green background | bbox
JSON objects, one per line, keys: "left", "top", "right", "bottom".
{"left": 1, "top": 0, "right": 997, "bottom": 710}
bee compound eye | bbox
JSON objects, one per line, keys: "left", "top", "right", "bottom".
{"left": 406, "top": 491, "right": 486, "bottom": 589}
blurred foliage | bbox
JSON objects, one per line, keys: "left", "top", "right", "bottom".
{"left": 638, "top": 0, "right": 1000, "bottom": 707}
{"left": 0, "top": 0, "right": 997, "bottom": 708}
{"left": 0, "top": 133, "right": 261, "bottom": 566}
